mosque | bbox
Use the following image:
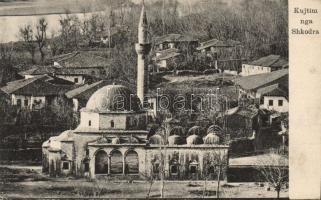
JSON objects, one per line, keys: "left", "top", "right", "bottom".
{"left": 42, "top": 3, "right": 229, "bottom": 180}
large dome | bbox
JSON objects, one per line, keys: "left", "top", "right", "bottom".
{"left": 85, "top": 84, "right": 142, "bottom": 113}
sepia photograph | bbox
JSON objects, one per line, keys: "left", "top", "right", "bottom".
{"left": 0, "top": 0, "right": 296, "bottom": 199}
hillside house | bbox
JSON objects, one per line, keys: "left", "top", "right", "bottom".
{"left": 234, "top": 69, "right": 288, "bottom": 113}
{"left": 154, "top": 34, "right": 198, "bottom": 53}
{"left": 152, "top": 48, "right": 184, "bottom": 70}
{"left": 1, "top": 75, "right": 74, "bottom": 110}
{"left": 257, "top": 84, "right": 288, "bottom": 113}
{"left": 19, "top": 66, "right": 103, "bottom": 85}
{"left": 241, "top": 55, "right": 288, "bottom": 76}
{"left": 197, "top": 39, "right": 242, "bottom": 56}
{"left": 196, "top": 39, "right": 243, "bottom": 72}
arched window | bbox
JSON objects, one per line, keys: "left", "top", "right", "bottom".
{"left": 95, "top": 150, "right": 108, "bottom": 174}
{"left": 88, "top": 120, "right": 92, "bottom": 126}
{"left": 125, "top": 150, "right": 139, "bottom": 174}
{"left": 110, "top": 150, "right": 122, "bottom": 174}
{"left": 110, "top": 120, "right": 114, "bottom": 128}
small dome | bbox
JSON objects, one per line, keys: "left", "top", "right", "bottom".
{"left": 168, "top": 135, "right": 185, "bottom": 145}
{"left": 111, "top": 137, "right": 120, "bottom": 144}
{"left": 186, "top": 134, "right": 203, "bottom": 145}
{"left": 187, "top": 126, "right": 203, "bottom": 136}
{"left": 169, "top": 126, "right": 184, "bottom": 136}
{"left": 149, "top": 134, "right": 165, "bottom": 145}
{"left": 204, "top": 132, "right": 220, "bottom": 145}
{"left": 85, "top": 85, "right": 142, "bottom": 113}
{"left": 96, "top": 137, "right": 110, "bottom": 144}
{"left": 120, "top": 136, "right": 140, "bottom": 144}
{"left": 207, "top": 125, "right": 223, "bottom": 134}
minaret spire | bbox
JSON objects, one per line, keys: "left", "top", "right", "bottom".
{"left": 136, "top": 0, "right": 151, "bottom": 105}
{"left": 138, "top": 0, "right": 149, "bottom": 44}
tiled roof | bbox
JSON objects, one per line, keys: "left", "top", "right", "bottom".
{"left": 52, "top": 51, "right": 112, "bottom": 68}
{"left": 56, "top": 67, "right": 104, "bottom": 75}
{"left": 234, "top": 69, "right": 288, "bottom": 91}
{"left": 258, "top": 84, "right": 288, "bottom": 99}
{"left": 1, "top": 75, "right": 75, "bottom": 96}
{"left": 249, "top": 55, "right": 288, "bottom": 68}
{"left": 153, "top": 48, "right": 181, "bottom": 61}
{"left": 197, "top": 39, "right": 241, "bottom": 50}
{"left": 19, "top": 66, "right": 55, "bottom": 76}
{"left": 65, "top": 80, "right": 107, "bottom": 100}
{"left": 19, "top": 65, "right": 104, "bottom": 77}
{"left": 154, "top": 34, "right": 198, "bottom": 45}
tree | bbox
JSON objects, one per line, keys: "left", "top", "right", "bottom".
{"left": 0, "top": 44, "right": 14, "bottom": 86}
{"left": 35, "top": 17, "right": 48, "bottom": 62}
{"left": 59, "top": 10, "right": 82, "bottom": 52}
{"left": 19, "top": 24, "right": 37, "bottom": 63}
{"left": 255, "top": 151, "right": 288, "bottom": 199}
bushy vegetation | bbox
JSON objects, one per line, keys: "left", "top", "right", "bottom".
{"left": 3, "top": 0, "right": 288, "bottom": 79}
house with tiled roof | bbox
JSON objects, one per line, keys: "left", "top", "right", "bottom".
{"left": 196, "top": 39, "right": 242, "bottom": 52}
{"left": 152, "top": 48, "right": 183, "bottom": 70}
{"left": 154, "top": 33, "right": 198, "bottom": 51}
{"left": 1, "top": 75, "right": 75, "bottom": 110}
{"left": 234, "top": 69, "right": 288, "bottom": 112}
{"left": 19, "top": 65, "right": 103, "bottom": 85}
{"left": 46, "top": 51, "right": 111, "bottom": 83}
{"left": 151, "top": 34, "right": 199, "bottom": 71}
{"left": 52, "top": 51, "right": 111, "bottom": 69}
{"left": 196, "top": 38, "right": 243, "bottom": 72}
{"left": 241, "top": 55, "right": 288, "bottom": 76}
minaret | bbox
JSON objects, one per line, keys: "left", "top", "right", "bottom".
{"left": 135, "top": 0, "right": 151, "bottom": 104}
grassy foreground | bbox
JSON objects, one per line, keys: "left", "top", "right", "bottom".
{"left": 0, "top": 166, "right": 288, "bottom": 199}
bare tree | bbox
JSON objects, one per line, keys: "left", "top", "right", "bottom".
{"left": 19, "top": 24, "right": 36, "bottom": 63}
{"left": 35, "top": 17, "right": 48, "bottom": 62}
{"left": 59, "top": 10, "right": 82, "bottom": 52}
{"left": 255, "top": 151, "right": 288, "bottom": 199}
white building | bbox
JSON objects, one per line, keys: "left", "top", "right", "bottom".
{"left": 1, "top": 75, "right": 74, "bottom": 110}
{"left": 235, "top": 69, "right": 288, "bottom": 113}
{"left": 257, "top": 84, "right": 288, "bottom": 113}
{"left": 241, "top": 55, "right": 288, "bottom": 76}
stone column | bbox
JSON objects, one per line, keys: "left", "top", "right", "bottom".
{"left": 108, "top": 155, "right": 111, "bottom": 175}
{"left": 122, "top": 155, "right": 126, "bottom": 175}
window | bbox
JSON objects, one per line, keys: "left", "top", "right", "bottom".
{"left": 278, "top": 100, "right": 283, "bottom": 106}
{"left": 190, "top": 165, "right": 197, "bottom": 174}
{"left": 24, "top": 99, "right": 28, "bottom": 106}
{"left": 88, "top": 120, "right": 92, "bottom": 126}
{"left": 91, "top": 71, "right": 95, "bottom": 75}
{"left": 269, "top": 100, "right": 274, "bottom": 106}
{"left": 74, "top": 78, "right": 78, "bottom": 83}
{"left": 110, "top": 120, "right": 114, "bottom": 128}
{"left": 153, "top": 163, "right": 160, "bottom": 173}
{"left": 170, "top": 165, "right": 178, "bottom": 174}
{"left": 62, "top": 162, "right": 69, "bottom": 170}
{"left": 86, "top": 149, "right": 89, "bottom": 156}
{"left": 16, "top": 99, "right": 21, "bottom": 106}
{"left": 84, "top": 162, "right": 89, "bottom": 172}
{"left": 260, "top": 98, "right": 264, "bottom": 105}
